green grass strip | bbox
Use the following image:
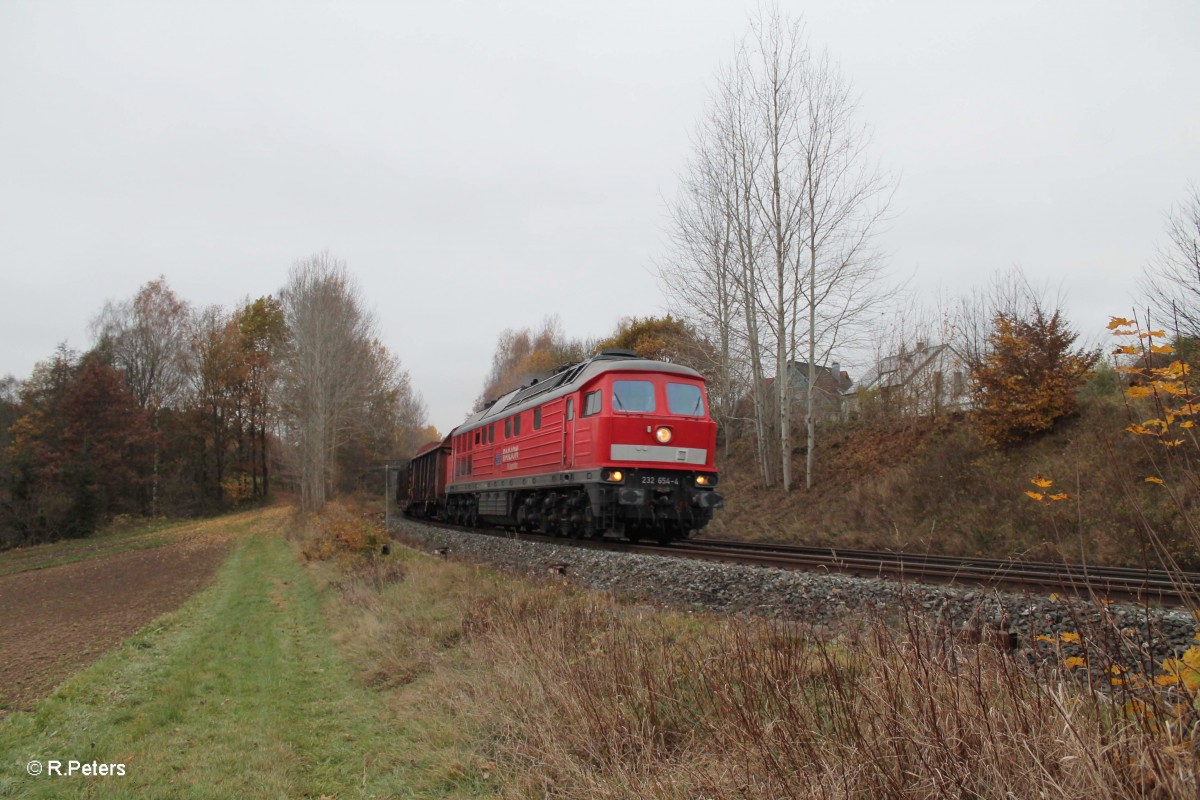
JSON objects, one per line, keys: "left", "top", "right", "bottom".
{"left": 0, "top": 522, "right": 485, "bottom": 799}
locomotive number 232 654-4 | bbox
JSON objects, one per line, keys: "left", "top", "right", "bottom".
{"left": 641, "top": 476, "right": 680, "bottom": 486}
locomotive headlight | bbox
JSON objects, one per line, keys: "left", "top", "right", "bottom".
{"left": 604, "top": 469, "right": 624, "bottom": 483}
{"left": 654, "top": 426, "right": 673, "bottom": 443}
{"left": 695, "top": 475, "right": 709, "bottom": 486}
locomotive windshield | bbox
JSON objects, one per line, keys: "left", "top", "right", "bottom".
{"left": 612, "top": 380, "right": 655, "bottom": 413}
{"left": 667, "top": 382, "right": 704, "bottom": 416}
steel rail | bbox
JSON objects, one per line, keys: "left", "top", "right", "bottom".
{"left": 399, "top": 519, "right": 1197, "bottom": 605}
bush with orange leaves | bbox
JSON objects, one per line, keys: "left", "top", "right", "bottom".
{"left": 969, "top": 309, "right": 1100, "bottom": 446}
{"left": 298, "top": 501, "right": 387, "bottom": 562}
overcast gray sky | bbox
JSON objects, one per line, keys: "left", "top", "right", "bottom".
{"left": 2, "top": 1, "right": 1197, "bottom": 433}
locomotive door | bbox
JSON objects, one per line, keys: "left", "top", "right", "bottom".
{"left": 563, "top": 397, "right": 575, "bottom": 468}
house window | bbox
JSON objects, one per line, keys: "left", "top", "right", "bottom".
{"left": 534, "top": 407, "right": 542, "bottom": 429}
{"left": 583, "top": 390, "right": 601, "bottom": 417}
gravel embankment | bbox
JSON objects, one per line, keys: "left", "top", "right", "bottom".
{"left": 391, "top": 517, "right": 1198, "bottom": 664}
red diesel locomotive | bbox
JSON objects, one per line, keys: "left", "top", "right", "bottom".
{"left": 402, "top": 350, "right": 723, "bottom": 543}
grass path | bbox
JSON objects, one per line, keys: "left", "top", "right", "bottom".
{"left": 0, "top": 510, "right": 483, "bottom": 799}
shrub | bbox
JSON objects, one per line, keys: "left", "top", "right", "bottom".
{"left": 970, "top": 310, "right": 1100, "bottom": 446}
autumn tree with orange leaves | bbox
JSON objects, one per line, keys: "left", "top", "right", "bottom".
{"left": 969, "top": 307, "right": 1100, "bottom": 446}
{"left": 474, "top": 316, "right": 588, "bottom": 411}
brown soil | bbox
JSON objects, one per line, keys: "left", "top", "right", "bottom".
{"left": 0, "top": 533, "right": 233, "bottom": 713}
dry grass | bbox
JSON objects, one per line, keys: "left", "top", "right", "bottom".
{"left": 708, "top": 392, "right": 1200, "bottom": 569}
{"left": 465, "top": 589, "right": 1200, "bottom": 799}
{"left": 298, "top": 507, "right": 1200, "bottom": 799}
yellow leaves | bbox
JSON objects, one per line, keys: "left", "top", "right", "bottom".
{"left": 1126, "top": 423, "right": 1154, "bottom": 435}
{"left": 1156, "top": 646, "right": 1200, "bottom": 692}
{"left": 1048, "top": 593, "right": 1060, "bottom": 602}
{"left": 1112, "top": 344, "right": 1140, "bottom": 355}
{"left": 1125, "top": 385, "right": 1156, "bottom": 399}
{"left": 1145, "top": 476, "right": 1165, "bottom": 485}
{"left": 1161, "top": 439, "right": 1184, "bottom": 448}
{"left": 1158, "top": 360, "right": 1190, "bottom": 379}
{"left": 1181, "top": 421, "right": 1195, "bottom": 429}
{"left": 1026, "top": 476, "right": 1069, "bottom": 502}
{"left": 1151, "top": 343, "right": 1176, "bottom": 354}
{"left": 1108, "top": 316, "right": 1136, "bottom": 330}
{"left": 1060, "top": 632, "right": 1081, "bottom": 644}
{"left": 1140, "top": 330, "right": 1167, "bottom": 339}
{"left": 1184, "top": 645, "right": 1200, "bottom": 670}
{"left": 1063, "top": 656, "right": 1087, "bottom": 669}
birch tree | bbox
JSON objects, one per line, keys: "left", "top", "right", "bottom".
{"left": 279, "top": 253, "right": 381, "bottom": 511}
{"left": 664, "top": 50, "right": 776, "bottom": 484}
{"left": 793, "top": 49, "right": 892, "bottom": 489}
{"left": 664, "top": 7, "right": 892, "bottom": 490}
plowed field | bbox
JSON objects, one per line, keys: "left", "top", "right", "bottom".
{"left": 0, "top": 527, "right": 233, "bottom": 712}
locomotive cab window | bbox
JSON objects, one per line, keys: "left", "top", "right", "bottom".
{"left": 583, "top": 390, "right": 601, "bottom": 417}
{"left": 566, "top": 398, "right": 574, "bottom": 421}
{"left": 612, "top": 380, "right": 655, "bottom": 413}
{"left": 667, "top": 383, "right": 705, "bottom": 416}
{"left": 504, "top": 418, "right": 511, "bottom": 438}
{"left": 489, "top": 424, "right": 495, "bottom": 444}
{"left": 533, "top": 407, "right": 542, "bottom": 429}
{"left": 514, "top": 413, "right": 522, "bottom": 436}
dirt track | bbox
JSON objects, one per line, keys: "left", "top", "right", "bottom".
{"left": 0, "top": 534, "right": 233, "bottom": 712}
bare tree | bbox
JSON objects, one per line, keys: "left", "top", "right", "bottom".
{"left": 1143, "top": 186, "right": 1200, "bottom": 338}
{"left": 92, "top": 277, "right": 191, "bottom": 513}
{"left": 793, "top": 48, "right": 893, "bottom": 489}
{"left": 658, "top": 147, "right": 747, "bottom": 450}
{"left": 663, "top": 7, "right": 892, "bottom": 490}
{"left": 279, "top": 253, "right": 381, "bottom": 511}
{"left": 663, "top": 39, "right": 778, "bottom": 485}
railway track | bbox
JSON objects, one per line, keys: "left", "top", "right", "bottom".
{"left": 404, "top": 519, "right": 1200, "bottom": 605}
{"left": 678, "top": 538, "right": 1200, "bottom": 605}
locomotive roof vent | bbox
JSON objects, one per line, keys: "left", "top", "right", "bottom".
{"left": 596, "top": 349, "right": 639, "bottom": 358}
